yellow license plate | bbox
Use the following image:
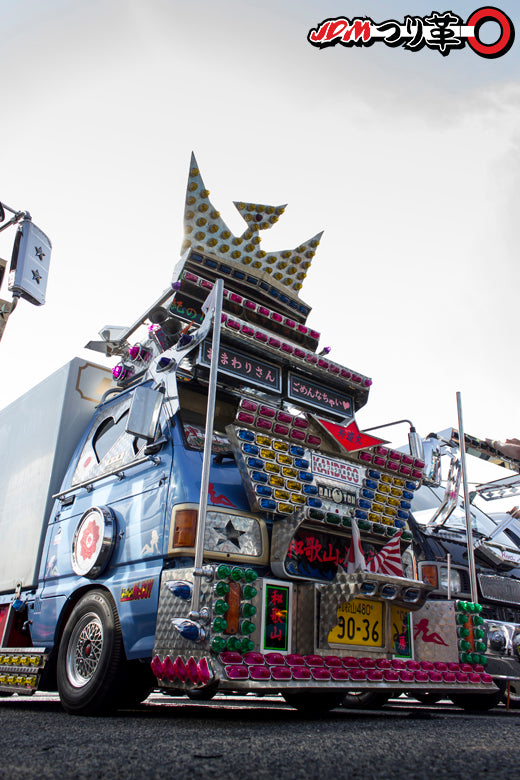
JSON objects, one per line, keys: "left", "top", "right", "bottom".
{"left": 328, "top": 598, "right": 384, "bottom": 647}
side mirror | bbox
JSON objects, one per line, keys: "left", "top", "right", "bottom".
{"left": 126, "top": 386, "right": 163, "bottom": 441}
{"left": 421, "top": 437, "right": 442, "bottom": 487}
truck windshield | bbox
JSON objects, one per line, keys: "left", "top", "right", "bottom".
{"left": 177, "top": 385, "right": 237, "bottom": 453}
{"left": 412, "top": 485, "right": 520, "bottom": 551}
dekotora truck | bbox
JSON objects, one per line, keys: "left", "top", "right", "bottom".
{"left": 0, "top": 156, "right": 498, "bottom": 714}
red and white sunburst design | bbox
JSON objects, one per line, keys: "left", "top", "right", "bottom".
{"left": 73, "top": 510, "right": 105, "bottom": 577}
{"left": 79, "top": 518, "right": 100, "bottom": 561}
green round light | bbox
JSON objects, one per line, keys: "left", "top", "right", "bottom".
{"left": 215, "top": 581, "right": 230, "bottom": 597}
{"left": 211, "top": 637, "right": 226, "bottom": 653}
{"left": 226, "top": 636, "right": 242, "bottom": 651}
{"left": 242, "top": 603, "right": 257, "bottom": 618}
{"left": 213, "top": 617, "right": 228, "bottom": 633}
{"left": 217, "top": 564, "right": 232, "bottom": 579}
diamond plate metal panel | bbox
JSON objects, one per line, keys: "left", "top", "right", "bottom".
{"left": 412, "top": 601, "right": 459, "bottom": 663}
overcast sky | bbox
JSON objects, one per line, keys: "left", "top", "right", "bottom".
{"left": 0, "top": 0, "right": 519, "bottom": 485}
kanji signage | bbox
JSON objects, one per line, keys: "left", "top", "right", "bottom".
{"left": 392, "top": 605, "right": 413, "bottom": 659}
{"left": 200, "top": 340, "right": 282, "bottom": 392}
{"left": 284, "top": 528, "right": 378, "bottom": 582}
{"left": 262, "top": 580, "right": 292, "bottom": 652}
{"left": 288, "top": 372, "right": 353, "bottom": 418}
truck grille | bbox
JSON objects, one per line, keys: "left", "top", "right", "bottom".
{"left": 478, "top": 574, "right": 520, "bottom": 606}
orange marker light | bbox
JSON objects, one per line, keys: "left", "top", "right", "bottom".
{"left": 172, "top": 509, "right": 198, "bottom": 548}
{"left": 421, "top": 565, "right": 438, "bottom": 589}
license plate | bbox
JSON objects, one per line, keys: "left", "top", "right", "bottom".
{"left": 328, "top": 598, "right": 384, "bottom": 647}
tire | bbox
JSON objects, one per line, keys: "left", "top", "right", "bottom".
{"left": 342, "top": 691, "right": 392, "bottom": 709}
{"left": 451, "top": 685, "right": 505, "bottom": 712}
{"left": 57, "top": 590, "right": 128, "bottom": 715}
{"left": 121, "top": 661, "right": 156, "bottom": 706}
{"left": 187, "top": 686, "right": 217, "bottom": 701}
{"left": 282, "top": 691, "right": 344, "bottom": 714}
{"left": 503, "top": 682, "right": 520, "bottom": 709}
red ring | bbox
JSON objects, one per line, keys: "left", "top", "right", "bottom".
{"left": 466, "top": 7, "right": 515, "bottom": 58}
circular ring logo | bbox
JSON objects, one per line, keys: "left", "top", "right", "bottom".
{"left": 71, "top": 506, "right": 116, "bottom": 578}
{"left": 466, "top": 7, "right": 515, "bottom": 58}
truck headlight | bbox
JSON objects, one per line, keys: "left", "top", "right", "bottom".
{"left": 488, "top": 628, "right": 507, "bottom": 653}
{"left": 401, "top": 550, "right": 415, "bottom": 580}
{"left": 439, "top": 566, "right": 461, "bottom": 593}
{"left": 420, "top": 562, "right": 462, "bottom": 594}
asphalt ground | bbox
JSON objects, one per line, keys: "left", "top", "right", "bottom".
{"left": 0, "top": 692, "right": 518, "bottom": 780}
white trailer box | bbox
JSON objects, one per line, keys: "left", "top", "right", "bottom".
{"left": 0, "top": 359, "right": 113, "bottom": 593}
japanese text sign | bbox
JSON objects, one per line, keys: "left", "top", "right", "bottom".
{"left": 262, "top": 581, "right": 291, "bottom": 652}
{"left": 200, "top": 340, "right": 282, "bottom": 392}
{"left": 288, "top": 372, "right": 353, "bottom": 418}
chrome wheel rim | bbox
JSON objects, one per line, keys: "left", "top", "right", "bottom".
{"left": 66, "top": 611, "right": 104, "bottom": 687}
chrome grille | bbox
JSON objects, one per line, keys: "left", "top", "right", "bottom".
{"left": 478, "top": 574, "right": 520, "bottom": 606}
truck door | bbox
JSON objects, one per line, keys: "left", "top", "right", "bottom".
{"left": 41, "top": 389, "right": 172, "bottom": 657}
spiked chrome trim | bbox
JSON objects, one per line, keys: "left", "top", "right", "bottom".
{"left": 182, "top": 153, "right": 322, "bottom": 297}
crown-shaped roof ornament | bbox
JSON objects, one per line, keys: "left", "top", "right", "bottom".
{"left": 181, "top": 153, "right": 322, "bottom": 297}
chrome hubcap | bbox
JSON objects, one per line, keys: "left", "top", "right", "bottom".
{"left": 66, "top": 611, "right": 104, "bottom": 687}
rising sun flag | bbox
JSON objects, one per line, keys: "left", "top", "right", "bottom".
{"left": 346, "top": 518, "right": 404, "bottom": 577}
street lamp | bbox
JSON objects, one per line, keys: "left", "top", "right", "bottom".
{"left": 0, "top": 201, "right": 52, "bottom": 342}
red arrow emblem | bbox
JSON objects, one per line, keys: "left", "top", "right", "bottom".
{"left": 314, "top": 418, "right": 386, "bottom": 453}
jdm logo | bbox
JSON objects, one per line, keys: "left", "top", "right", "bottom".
{"left": 308, "top": 7, "right": 515, "bottom": 58}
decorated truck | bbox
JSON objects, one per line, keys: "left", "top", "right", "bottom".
{"left": 0, "top": 156, "right": 498, "bottom": 715}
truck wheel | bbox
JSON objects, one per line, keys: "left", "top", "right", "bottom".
{"left": 187, "top": 685, "right": 217, "bottom": 701}
{"left": 503, "top": 682, "right": 520, "bottom": 709}
{"left": 282, "top": 691, "right": 344, "bottom": 714}
{"left": 450, "top": 687, "right": 504, "bottom": 712}
{"left": 57, "top": 590, "right": 127, "bottom": 715}
{"left": 121, "top": 661, "right": 156, "bottom": 706}
{"left": 342, "top": 691, "right": 392, "bottom": 709}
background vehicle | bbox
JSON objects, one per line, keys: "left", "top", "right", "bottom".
{"left": 406, "top": 429, "right": 520, "bottom": 709}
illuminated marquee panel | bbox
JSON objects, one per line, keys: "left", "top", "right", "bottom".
{"left": 227, "top": 415, "right": 418, "bottom": 537}
{"left": 177, "top": 266, "right": 321, "bottom": 350}
{"left": 199, "top": 340, "right": 282, "bottom": 392}
{"left": 288, "top": 372, "right": 353, "bottom": 419}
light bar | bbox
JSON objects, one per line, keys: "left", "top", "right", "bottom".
{"left": 180, "top": 270, "right": 320, "bottom": 347}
